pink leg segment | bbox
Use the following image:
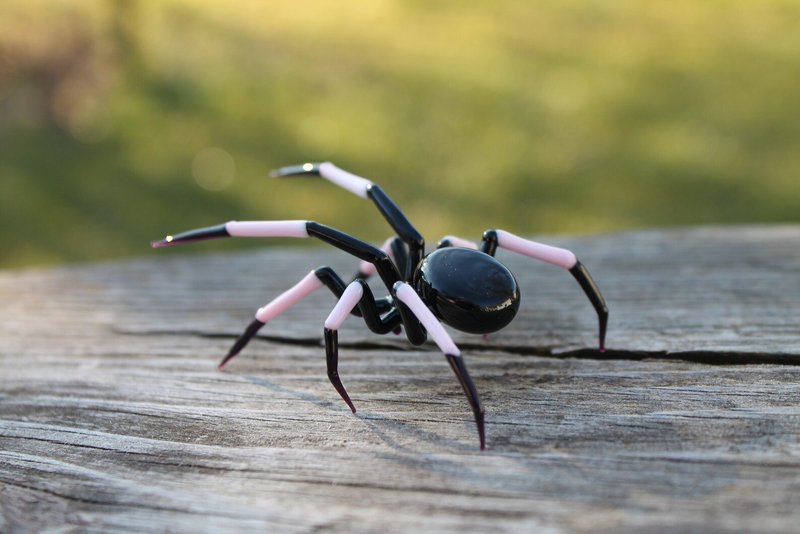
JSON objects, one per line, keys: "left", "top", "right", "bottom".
{"left": 495, "top": 230, "right": 577, "bottom": 269}
{"left": 324, "top": 282, "right": 365, "bottom": 330}
{"left": 393, "top": 282, "right": 461, "bottom": 357}
{"left": 254, "top": 271, "right": 324, "bottom": 323}
{"left": 494, "top": 229, "right": 607, "bottom": 352}
{"left": 225, "top": 220, "right": 309, "bottom": 238}
{"left": 318, "top": 162, "right": 374, "bottom": 199}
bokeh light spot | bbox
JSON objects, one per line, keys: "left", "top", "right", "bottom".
{"left": 192, "top": 147, "right": 236, "bottom": 191}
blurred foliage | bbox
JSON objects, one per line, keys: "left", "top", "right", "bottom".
{"left": 1, "top": 0, "right": 798, "bottom": 268}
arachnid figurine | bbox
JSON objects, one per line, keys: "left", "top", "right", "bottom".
{"left": 152, "top": 162, "right": 608, "bottom": 449}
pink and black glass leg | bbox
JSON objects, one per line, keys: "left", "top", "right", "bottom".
{"left": 219, "top": 270, "right": 324, "bottom": 370}
{"left": 569, "top": 262, "right": 608, "bottom": 351}
{"left": 220, "top": 268, "right": 404, "bottom": 369}
{"left": 272, "top": 163, "right": 424, "bottom": 280}
{"left": 316, "top": 266, "right": 393, "bottom": 318}
{"left": 152, "top": 220, "right": 405, "bottom": 293}
{"left": 322, "top": 281, "right": 365, "bottom": 413}
{"left": 315, "top": 268, "right": 405, "bottom": 335}
{"left": 394, "top": 282, "right": 486, "bottom": 449}
{"left": 481, "top": 229, "right": 609, "bottom": 351}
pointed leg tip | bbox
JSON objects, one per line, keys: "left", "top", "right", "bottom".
{"left": 338, "top": 397, "right": 357, "bottom": 414}
{"left": 328, "top": 371, "right": 357, "bottom": 414}
{"left": 218, "top": 352, "right": 237, "bottom": 370}
{"left": 219, "top": 346, "right": 245, "bottom": 370}
{"left": 150, "top": 239, "right": 170, "bottom": 248}
{"left": 271, "top": 163, "right": 320, "bottom": 178}
{"left": 342, "top": 395, "right": 357, "bottom": 414}
{"left": 220, "top": 319, "right": 265, "bottom": 369}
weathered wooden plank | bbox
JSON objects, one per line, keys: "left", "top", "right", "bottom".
{"left": 12, "top": 223, "right": 797, "bottom": 357}
{"left": 1, "top": 226, "right": 799, "bottom": 532}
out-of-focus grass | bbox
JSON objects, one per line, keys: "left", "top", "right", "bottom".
{"left": 1, "top": 0, "right": 798, "bottom": 268}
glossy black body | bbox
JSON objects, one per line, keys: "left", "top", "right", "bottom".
{"left": 414, "top": 248, "right": 520, "bottom": 334}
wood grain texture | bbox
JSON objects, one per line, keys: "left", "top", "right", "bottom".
{"left": 1, "top": 225, "right": 799, "bottom": 532}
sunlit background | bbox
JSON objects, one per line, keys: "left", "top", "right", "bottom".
{"left": 1, "top": 0, "right": 798, "bottom": 268}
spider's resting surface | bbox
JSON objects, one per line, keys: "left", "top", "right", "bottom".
{"left": 152, "top": 162, "right": 609, "bottom": 449}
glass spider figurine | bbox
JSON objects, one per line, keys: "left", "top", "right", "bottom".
{"left": 152, "top": 162, "right": 609, "bottom": 449}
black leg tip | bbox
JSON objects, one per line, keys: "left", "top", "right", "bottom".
{"left": 219, "top": 319, "right": 266, "bottom": 370}
{"left": 445, "top": 353, "right": 486, "bottom": 450}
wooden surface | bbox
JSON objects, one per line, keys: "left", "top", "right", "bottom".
{"left": 1, "top": 225, "right": 799, "bottom": 532}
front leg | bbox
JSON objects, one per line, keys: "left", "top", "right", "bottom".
{"left": 272, "top": 163, "right": 425, "bottom": 280}
{"left": 394, "top": 282, "right": 486, "bottom": 450}
{"left": 152, "top": 219, "right": 404, "bottom": 294}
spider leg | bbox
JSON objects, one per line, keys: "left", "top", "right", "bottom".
{"left": 354, "top": 236, "right": 407, "bottom": 285}
{"left": 480, "top": 229, "right": 609, "bottom": 351}
{"left": 352, "top": 236, "right": 406, "bottom": 334}
{"left": 322, "top": 281, "right": 365, "bottom": 412}
{"left": 322, "top": 278, "right": 409, "bottom": 412}
{"left": 388, "top": 237, "right": 410, "bottom": 279}
{"left": 316, "top": 266, "right": 401, "bottom": 332}
{"left": 220, "top": 267, "right": 403, "bottom": 369}
{"left": 394, "top": 281, "right": 486, "bottom": 450}
{"left": 272, "top": 163, "right": 423, "bottom": 281}
{"left": 219, "top": 270, "right": 323, "bottom": 369}
{"left": 152, "top": 220, "right": 403, "bottom": 290}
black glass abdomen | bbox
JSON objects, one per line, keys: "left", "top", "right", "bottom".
{"left": 414, "top": 248, "right": 520, "bottom": 334}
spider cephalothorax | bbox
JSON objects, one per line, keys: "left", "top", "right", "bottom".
{"left": 152, "top": 162, "right": 608, "bottom": 449}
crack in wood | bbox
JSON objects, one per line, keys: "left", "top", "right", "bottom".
{"left": 117, "top": 328, "right": 800, "bottom": 367}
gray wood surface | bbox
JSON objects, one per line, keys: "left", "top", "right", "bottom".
{"left": 1, "top": 225, "right": 799, "bottom": 532}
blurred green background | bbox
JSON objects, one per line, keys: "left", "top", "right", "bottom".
{"left": 1, "top": 0, "right": 798, "bottom": 268}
